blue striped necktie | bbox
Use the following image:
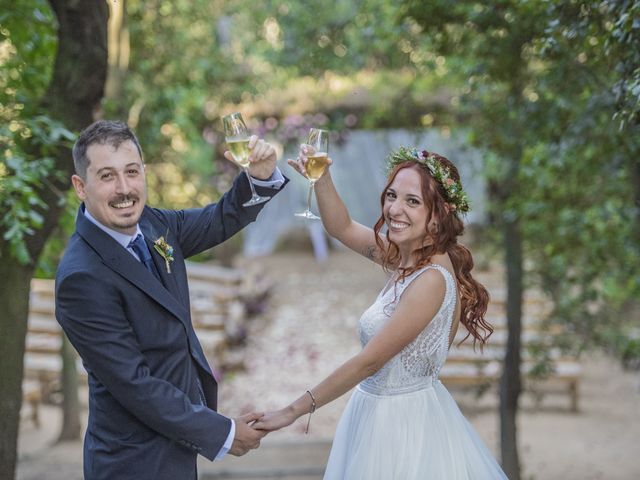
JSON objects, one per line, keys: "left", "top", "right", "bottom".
{"left": 128, "top": 234, "right": 158, "bottom": 278}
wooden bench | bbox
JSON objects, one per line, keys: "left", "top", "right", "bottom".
{"left": 186, "top": 261, "right": 273, "bottom": 349}
{"left": 24, "top": 283, "right": 68, "bottom": 406}
{"left": 440, "top": 313, "right": 582, "bottom": 411}
{"left": 441, "top": 357, "right": 581, "bottom": 412}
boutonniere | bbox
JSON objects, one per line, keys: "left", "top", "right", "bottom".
{"left": 153, "top": 234, "right": 174, "bottom": 273}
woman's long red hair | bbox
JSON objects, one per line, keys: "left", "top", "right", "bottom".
{"left": 373, "top": 158, "right": 492, "bottom": 347}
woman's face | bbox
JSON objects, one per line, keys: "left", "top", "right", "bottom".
{"left": 382, "top": 167, "right": 430, "bottom": 254}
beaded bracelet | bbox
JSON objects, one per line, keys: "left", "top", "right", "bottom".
{"left": 304, "top": 390, "right": 317, "bottom": 434}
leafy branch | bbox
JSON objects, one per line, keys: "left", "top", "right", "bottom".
{"left": 0, "top": 115, "right": 75, "bottom": 264}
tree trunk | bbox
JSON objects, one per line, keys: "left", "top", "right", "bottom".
{"left": 0, "top": 254, "right": 34, "bottom": 480}
{"left": 499, "top": 142, "right": 524, "bottom": 478}
{"left": 0, "top": 1, "right": 108, "bottom": 478}
{"left": 106, "top": 0, "right": 129, "bottom": 118}
{"left": 500, "top": 214, "right": 523, "bottom": 479}
{"left": 625, "top": 141, "right": 640, "bottom": 243}
{"left": 45, "top": 0, "right": 109, "bottom": 449}
{"left": 56, "top": 334, "right": 81, "bottom": 442}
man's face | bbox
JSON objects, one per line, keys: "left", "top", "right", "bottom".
{"left": 71, "top": 140, "right": 147, "bottom": 235}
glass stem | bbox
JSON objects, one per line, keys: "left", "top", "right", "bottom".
{"left": 306, "top": 182, "right": 314, "bottom": 212}
{"left": 244, "top": 169, "right": 259, "bottom": 197}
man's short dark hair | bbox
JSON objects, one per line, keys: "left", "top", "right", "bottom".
{"left": 72, "top": 120, "right": 143, "bottom": 179}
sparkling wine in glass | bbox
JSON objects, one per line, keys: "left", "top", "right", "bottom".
{"left": 295, "top": 128, "right": 329, "bottom": 220}
{"left": 222, "top": 112, "right": 269, "bottom": 207}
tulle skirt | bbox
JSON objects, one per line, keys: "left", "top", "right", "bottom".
{"left": 323, "top": 380, "right": 508, "bottom": 480}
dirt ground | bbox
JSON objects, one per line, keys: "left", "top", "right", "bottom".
{"left": 17, "top": 250, "right": 640, "bottom": 480}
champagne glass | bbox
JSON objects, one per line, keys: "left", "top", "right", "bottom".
{"left": 222, "top": 112, "right": 269, "bottom": 207}
{"left": 295, "top": 128, "right": 329, "bottom": 220}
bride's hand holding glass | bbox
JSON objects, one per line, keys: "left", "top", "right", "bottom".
{"left": 287, "top": 144, "right": 333, "bottom": 180}
{"left": 289, "top": 129, "right": 332, "bottom": 219}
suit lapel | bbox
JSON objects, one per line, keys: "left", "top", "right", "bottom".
{"left": 138, "top": 218, "right": 213, "bottom": 375}
{"left": 76, "top": 206, "right": 215, "bottom": 378}
{"left": 139, "top": 218, "right": 187, "bottom": 306}
{"left": 76, "top": 207, "right": 191, "bottom": 326}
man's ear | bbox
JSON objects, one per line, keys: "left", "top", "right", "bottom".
{"left": 71, "top": 174, "right": 87, "bottom": 201}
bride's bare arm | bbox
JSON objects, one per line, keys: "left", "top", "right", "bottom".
{"left": 288, "top": 149, "right": 387, "bottom": 264}
{"left": 253, "top": 269, "right": 446, "bottom": 432}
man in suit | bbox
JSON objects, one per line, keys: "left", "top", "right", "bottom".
{"left": 55, "top": 120, "right": 287, "bottom": 479}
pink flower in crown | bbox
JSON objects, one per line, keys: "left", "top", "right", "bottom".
{"left": 445, "top": 178, "right": 455, "bottom": 186}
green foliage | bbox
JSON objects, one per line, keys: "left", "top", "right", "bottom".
{"left": 229, "top": 0, "right": 460, "bottom": 127}
{"left": 620, "top": 337, "right": 640, "bottom": 370}
{"left": 34, "top": 189, "right": 78, "bottom": 278}
{"left": 0, "top": 155, "right": 51, "bottom": 264}
{"left": 522, "top": 2, "right": 640, "bottom": 349}
{"left": 113, "top": 1, "right": 231, "bottom": 160}
{"left": 0, "top": 1, "right": 78, "bottom": 269}
{"left": 540, "top": 1, "right": 640, "bottom": 127}
{"left": 105, "top": 0, "right": 237, "bottom": 207}
{"left": 109, "top": 0, "right": 457, "bottom": 209}
{"left": 0, "top": 0, "right": 56, "bottom": 117}
{"left": 0, "top": 116, "right": 75, "bottom": 265}
{"left": 235, "top": 0, "right": 433, "bottom": 74}
{"left": 118, "top": 0, "right": 447, "bottom": 138}
{"left": 400, "top": 0, "right": 640, "bottom": 358}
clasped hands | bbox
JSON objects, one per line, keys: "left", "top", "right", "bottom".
{"left": 229, "top": 407, "right": 298, "bottom": 456}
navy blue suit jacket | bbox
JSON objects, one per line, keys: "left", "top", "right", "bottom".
{"left": 55, "top": 175, "right": 285, "bottom": 480}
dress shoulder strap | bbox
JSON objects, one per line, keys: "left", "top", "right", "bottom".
{"left": 422, "top": 263, "right": 456, "bottom": 290}
{"left": 398, "top": 263, "right": 453, "bottom": 289}
{"left": 386, "top": 263, "right": 453, "bottom": 301}
{"left": 381, "top": 264, "right": 457, "bottom": 322}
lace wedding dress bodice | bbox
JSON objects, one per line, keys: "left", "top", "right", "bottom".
{"left": 358, "top": 264, "right": 457, "bottom": 395}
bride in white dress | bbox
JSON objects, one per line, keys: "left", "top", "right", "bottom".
{"left": 254, "top": 146, "right": 508, "bottom": 479}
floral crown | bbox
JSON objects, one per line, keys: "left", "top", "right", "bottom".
{"left": 385, "top": 147, "right": 470, "bottom": 214}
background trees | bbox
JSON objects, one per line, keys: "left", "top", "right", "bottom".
{"left": 1, "top": 1, "right": 637, "bottom": 479}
